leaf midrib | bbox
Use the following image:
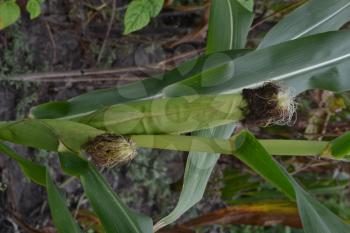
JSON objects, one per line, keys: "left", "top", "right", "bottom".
{"left": 292, "top": 2, "right": 350, "bottom": 40}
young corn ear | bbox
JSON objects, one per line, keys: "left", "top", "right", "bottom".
{"left": 242, "top": 83, "right": 296, "bottom": 126}
{"left": 84, "top": 134, "right": 137, "bottom": 168}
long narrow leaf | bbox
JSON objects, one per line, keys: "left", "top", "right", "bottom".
{"left": 259, "top": 0, "right": 350, "bottom": 95}
{"left": 259, "top": 0, "right": 350, "bottom": 48}
{"left": 30, "top": 50, "right": 249, "bottom": 120}
{"left": 58, "top": 146, "right": 154, "bottom": 233}
{"left": 0, "top": 144, "right": 83, "bottom": 233}
{"left": 80, "top": 163, "right": 153, "bottom": 233}
{"left": 206, "top": 0, "right": 253, "bottom": 52}
{"left": 46, "top": 171, "right": 83, "bottom": 233}
{"left": 154, "top": 0, "right": 254, "bottom": 230}
{"left": 0, "top": 119, "right": 103, "bottom": 152}
{"left": 284, "top": 60, "right": 350, "bottom": 94}
{"left": 163, "top": 30, "right": 350, "bottom": 96}
{"left": 0, "top": 142, "right": 46, "bottom": 185}
{"left": 233, "top": 131, "right": 350, "bottom": 233}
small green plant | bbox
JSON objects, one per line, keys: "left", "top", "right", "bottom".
{"left": 0, "top": 0, "right": 43, "bottom": 29}
{"left": 1, "top": 0, "right": 350, "bottom": 233}
{"left": 124, "top": 0, "right": 164, "bottom": 34}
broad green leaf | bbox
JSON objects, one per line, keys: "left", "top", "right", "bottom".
{"left": 26, "top": 0, "right": 42, "bottom": 19}
{"left": 0, "top": 142, "right": 46, "bottom": 186}
{"left": 30, "top": 49, "right": 249, "bottom": 120}
{"left": 284, "top": 61, "right": 350, "bottom": 94}
{"left": 78, "top": 94, "right": 245, "bottom": 135}
{"left": 206, "top": 0, "right": 254, "bottom": 52}
{"left": 154, "top": 0, "right": 253, "bottom": 230}
{"left": 236, "top": 0, "right": 253, "bottom": 12}
{"left": 0, "top": 119, "right": 103, "bottom": 152}
{"left": 233, "top": 132, "right": 296, "bottom": 199}
{"left": 0, "top": 144, "right": 83, "bottom": 233}
{"left": 233, "top": 131, "right": 350, "bottom": 233}
{"left": 42, "top": 119, "right": 103, "bottom": 152}
{"left": 258, "top": 0, "right": 350, "bottom": 95}
{"left": 58, "top": 148, "right": 89, "bottom": 176}
{"left": 0, "top": 120, "right": 59, "bottom": 151}
{"left": 146, "top": 0, "right": 164, "bottom": 16}
{"left": 124, "top": 0, "right": 150, "bottom": 35}
{"left": 259, "top": 0, "right": 350, "bottom": 48}
{"left": 57, "top": 148, "right": 152, "bottom": 233}
{"left": 46, "top": 171, "right": 83, "bottom": 233}
{"left": 163, "top": 31, "right": 350, "bottom": 96}
{"left": 124, "top": 0, "right": 164, "bottom": 34}
{"left": 80, "top": 163, "right": 153, "bottom": 233}
{"left": 293, "top": 181, "right": 350, "bottom": 233}
{"left": 0, "top": 0, "right": 20, "bottom": 30}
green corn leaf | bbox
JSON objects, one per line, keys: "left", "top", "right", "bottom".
{"left": 233, "top": 131, "right": 350, "bottom": 233}
{"left": 259, "top": 0, "right": 350, "bottom": 48}
{"left": 80, "top": 163, "right": 153, "bottom": 233}
{"left": 58, "top": 148, "right": 89, "bottom": 176}
{"left": 0, "top": 119, "right": 103, "bottom": 152}
{"left": 293, "top": 181, "right": 350, "bottom": 233}
{"left": 259, "top": 0, "right": 350, "bottom": 95}
{"left": 0, "top": 144, "right": 83, "bottom": 233}
{"left": 57, "top": 146, "right": 153, "bottom": 233}
{"left": 0, "top": 120, "right": 59, "bottom": 151}
{"left": 30, "top": 49, "right": 249, "bottom": 120}
{"left": 163, "top": 30, "right": 350, "bottom": 97}
{"left": 233, "top": 132, "right": 296, "bottom": 199}
{"left": 42, "top": 119, "right": 103, "bottom": 152}
{"left": 78, "top": 94, "right": 245, "bottom": 135}
{"left": 124, "top": 0, "right": 164, "bottom": 35}
{"left": 46, "top": 171, "right": 83, "bottom": 233}
{"left": 283, "top": 52, "right": 350, "bottom": 95}
{"left": 26, "top": 0, "right": 43, "bottom": 20}
{"left": 133, "top": 133, "right": 350, "bottom": 232}
{"left": 0, "top": 0, "right": 20, "bottom": 30}
{"left": 154, "top": 0, "right": 254, "bottom": 230}
{"left": 30, "top": 0, "right": 350, "bottom": 119}
{"left": 0, "top": 142, "right": 46, "bottom": 186}
{"left": 206, "top": 0, "right": 254, "bottom": 52}
{"left": 0, "top": 137, "right": 153, "bottom": 233}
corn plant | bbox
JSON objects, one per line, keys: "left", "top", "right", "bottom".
{"left": 2, "top": 0, "right": 350, "bottom": 233}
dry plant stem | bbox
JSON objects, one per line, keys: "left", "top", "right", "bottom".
{"left": 97, "top": 0, "right": 117, "bottom": 64}
{"left": 159, "top": 201, "right": 302, "bottom": 232}
{"left": 11, "top": 49, "right": 203, "bottom": 82}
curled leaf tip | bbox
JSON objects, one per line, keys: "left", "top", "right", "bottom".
{"left": 242, "top": 82, "right": 296, "bottom": 126}
{"left": 83, "top": 134, "right": 137, "bottom": 168}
